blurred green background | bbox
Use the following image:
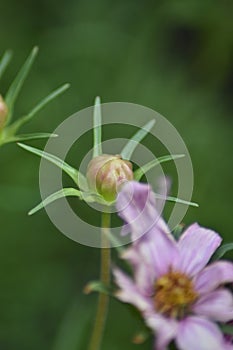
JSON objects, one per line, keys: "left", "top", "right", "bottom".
{"left": 0, "top": 1, "right": 233, "bottom": 349}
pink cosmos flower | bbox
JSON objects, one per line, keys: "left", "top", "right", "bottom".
{"left": 114, "top": 181, "right": 233, "bottom": 350}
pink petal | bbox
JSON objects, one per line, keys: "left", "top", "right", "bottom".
{"left": 145, "top": 313, "right": 177, "bottom": 350}
{"left": 122, "top": 248, "right": 156, "bottom": 296}
{"left": 156, "top": 175, "right": 172, "bottom": 197}
{"left": 140, "top": 230, "right": 179, "bottom": 277}
{"left": 118, "top": 182, "right": 179, "bottom": 277}
{"left": 122, "top": 246, "right": 155, "bottom": 295}
{"left": 122, "top": 233, "right": 179, "bottom": 294}
{"left": 113, "top": 268, "right": 153, "bottom": 312}
{"left": 174, "top": 223, "right": 222, "bottom": 277}
{"left": 193, "top": 289, "right": 233, "bottom": 322}
{"left": 116, "top": 181, "right": 170, "bottom": 241}
{"left": 176, "top": 316, "right": 226, "bottom": 350}
{"left": 194, "top": 261, "right": 233, "bottom": 294}
{"left": 122, "top": 226, "right": 179, "bottom": 279}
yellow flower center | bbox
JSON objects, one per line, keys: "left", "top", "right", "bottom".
{"left": 154, "top": 270, "right": 198, "bottom": 319}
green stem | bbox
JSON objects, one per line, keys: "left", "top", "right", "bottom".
{"left": 88, "top": 211, "right": 111, "bottom": 350}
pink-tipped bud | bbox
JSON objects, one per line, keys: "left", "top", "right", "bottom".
{"left": 86, "top": 154, "right": 133, "bottom": 202}
{"left": 0, "top": 95, "right": 8, "bottom": 130}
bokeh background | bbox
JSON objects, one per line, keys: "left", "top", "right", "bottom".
{"left": 0, "top": 1, "right": 233, "bottom": 349}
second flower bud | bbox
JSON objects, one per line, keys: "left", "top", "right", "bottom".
{"left": 0, "top": 95, "right": 8, "bottom": 130}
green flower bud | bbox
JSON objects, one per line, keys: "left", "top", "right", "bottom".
{"left": 86, "top": 154, "right": 133, "bottom": 202}
{"left": 0, "top": 95, "right": 8, "bottom": 130}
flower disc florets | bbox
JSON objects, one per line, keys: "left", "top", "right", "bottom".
{"left": 154, "top": 270, "right": 198, "bottom": 319}
{"left": 86, "top": 154, "right": 133, "bottom": 202}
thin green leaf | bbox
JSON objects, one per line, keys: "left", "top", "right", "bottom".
{"left": 211, "top": 243, "right": 233, "bottom": 261}
{"left": 93, "top": 96, "right": 102, "bottom": 157}
{"left": 0, "top": 50, "right": 12, "bottom": 80}
{"left": 134, "top": 154, "right": 185, "bottom": 181}
{"left": 220, "top": 323, "right": 233, "bottom": 335}
{"left": 10, "top": 83, "right": 70, "bottom": 133}
{"left": 83, "top": 281, "right": 110, "bottom": 295}
{"left": 5, "top": 133, "right": 57, "bottom": 143}
{"left": 17, "top": 143, "right": 88, "bottom": 190}
{"left": 154, "top": 193, "right": 199, "bottom": 207}
{"left": 5, "top": 46, "right": 39, "bottom": 122}
{"left": 28, "top": 187, "right": 83, "bottom": 215}
{"left": 121, "top": 119, "right": 156, "bottom": 160}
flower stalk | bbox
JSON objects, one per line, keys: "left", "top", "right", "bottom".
{"left": 88, "top": 210, "right": 111, "bottom": 350}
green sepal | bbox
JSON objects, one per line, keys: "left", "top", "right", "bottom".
{"left": 5, "top": 47, "right": 39, "bottom": 123}
{"left": 18, "top": 143, "right": 88, "bottom": 191}
{"left": 2, "top": 133, "right": 57, "bottom": 144}
{"left": 28, "top": 187, "right": 91, "bottom": 215}
{"left": 8, "top": 83, "right": 70, "bottom": 134}
{"left": 93, "top": 96, "right": 102, "bottom": 157}
{"left": 134, "top": 154, "right": 185, "bottom": 181}
{"left": 121, "top": 119, "right": 155, "bottom": 160}
{"left": 155, "top": 193, "right": 199, "bottom": 207}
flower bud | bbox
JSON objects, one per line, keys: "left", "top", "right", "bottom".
{"left": 86, "top": 154, "right": 133, "bottom": 202}
{"left": 0, "top": 95, "right": 8, "bottom": 130}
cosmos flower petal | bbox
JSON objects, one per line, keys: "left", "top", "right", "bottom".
{"left": 117, "top": 181, "right": 178, "bottom": 276}
{"left": 176, "top": 316, "right": 226, "bottom": 350}
{"left": 225, "top": 344, "right": 233, "bottom": 350}
{"left": 145, "top": 313, "right": 178, "bottom": 350}
{"left": 122, "top": 246, "right": 155, "bottom": 295}
{"left": 174, "top": 223, "right": 222, "bottom": 277}
{"left": 122, "top": 224, "right": 179, "bottom": 279}
{"left": 116, "top": 181, "right": 171, "bottom": 241}
{"left": 113, "top": 268, "right": 153, "bottom": 312}
{"left": 140, "top": 230, "right": 179, "bottom": 277}
{"left": 120, "top": 223, "right": 130, "bottom": 236}
{"left": 192, "top": 289, "right": 233, "bottom": 322}
{"left": 193, "top": 260, "right": 233, "bottom": 294}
